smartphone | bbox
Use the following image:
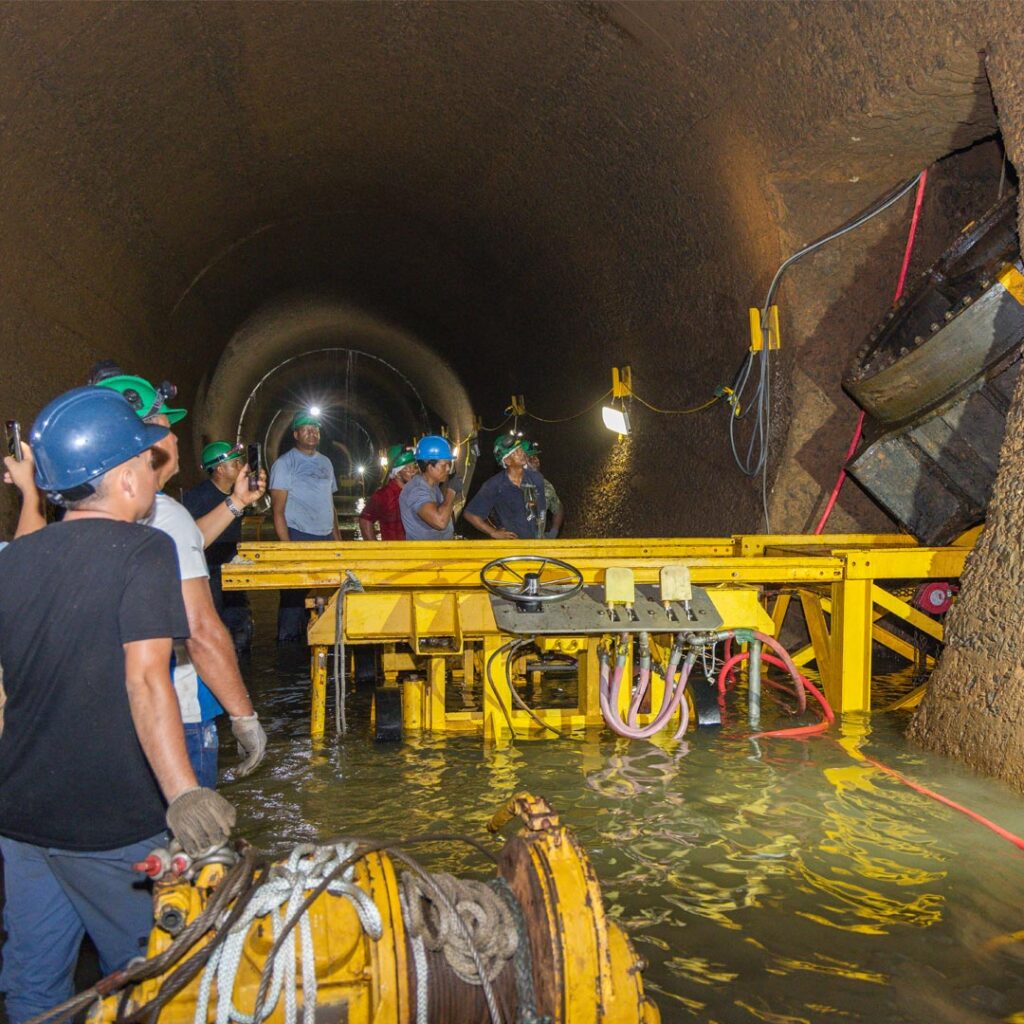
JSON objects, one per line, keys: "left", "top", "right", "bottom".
{"left": 246, "top": 442, "right": 261, "bottom": 490}
{"left": 5, "top": 420, "right": 22, "bottom": 462}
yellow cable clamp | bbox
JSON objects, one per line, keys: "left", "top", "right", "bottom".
{"left": 748, "top": 305, "right": 781, "bottom": 352}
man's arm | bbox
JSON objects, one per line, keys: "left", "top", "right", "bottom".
{"left": 270, "top": 489, "right": 290, "bottom": 542}
{"left": 4, "top": 444, "right": 46, "bottom": 538}
{"left": 180, "top": 577, "right": 255, "bottom": 717}
{"left": 123, "top": 637, "right": 197, "bottom": 801}
{"left": 194, "top": 467, "right": 267, "bottom": 547}
{"left": 464, "top": 511, "right": 517, "bottom": 540}
{"left": 331, "top": 512, "right": 342, "bottom": 542}
{"left": 415, "top": 488, "right": 457, "bottom": 531}
{"left": 358, "top": 517, "right": 376, "bottom": 541}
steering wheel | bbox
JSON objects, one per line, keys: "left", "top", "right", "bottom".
{"left": 480, "top": 555, "right": 585, "bottom": 606}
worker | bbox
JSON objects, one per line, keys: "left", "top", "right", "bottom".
{"left": 182, "top": 442, "right": 256, "bottom": 655}
{"left": 399, "top": 435, "right": 462, "bottom": 540}
{"left": 463, "top": 433, "right": 546, "bottom": 540}
{"left": 269, "top": 410, "right": 341, "bottom": 641}
{"left": 94, "top": 373, "right": 267, "bottom": 785}
{"left": 358, "top": 447, "right": 418, "bottom": 540}
{"left": 523, "top": 440, "right": 564, "bottom": 538}
{"left": 0, "top": 386, "right": 236, "bottom": 1024}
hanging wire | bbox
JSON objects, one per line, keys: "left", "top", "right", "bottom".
{"left": 630, "top": 391, "right": 719, "bottom": 415}
{"left": 728, "top": 171, "right": 925, "bottom": 531}
{"left": 478, "top": 412, "right": 513, "bottom": 433}
{"left": 524, "top": 389, "right": 613, "bottom": 424}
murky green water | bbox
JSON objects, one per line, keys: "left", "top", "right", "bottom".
{"left": 230, "top": 598, "right": 1024, "bottom": 1023}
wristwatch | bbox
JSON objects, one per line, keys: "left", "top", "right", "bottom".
{"left": 224, "top": 495, "right": 245, "bottom": 518}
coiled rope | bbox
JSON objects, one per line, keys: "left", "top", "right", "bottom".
{"left": 193, "top": 843, "right": 383, "bottom": 1024}
{"left": 400, "top": 871, "right": 518, "bottom": 985}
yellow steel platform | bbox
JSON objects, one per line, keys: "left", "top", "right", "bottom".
{"left": 222, "top": 533, "right": 974, "bottom": 739}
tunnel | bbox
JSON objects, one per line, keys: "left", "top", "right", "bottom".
{"left": 2, "top": 2, "right": 1022, "bottom": 540}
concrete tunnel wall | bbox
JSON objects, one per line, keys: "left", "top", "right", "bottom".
{"left": 0, "top": 2, "right": 1021, "bottom": 538}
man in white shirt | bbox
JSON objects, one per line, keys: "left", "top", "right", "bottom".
{"left": 93, "top": 372, "right": 268, "bottom": 784}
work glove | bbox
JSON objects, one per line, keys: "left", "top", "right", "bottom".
{"left": 230, "top": 713, "right": 267, "bottom": 777}
{"left": 446, "top": 474, "right": 464, "bottom": 496}
{"left": 166, "top": 787, "right": 237, "bottom": 857}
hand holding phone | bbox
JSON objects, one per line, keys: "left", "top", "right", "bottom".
{"left": 246, "top": 443, "right": 261, "bottom": 491}
{"left": 5, "top": 421, "right": 22, "bottom": 462}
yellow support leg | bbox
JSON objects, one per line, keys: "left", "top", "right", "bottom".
{"left": 799, "top": 590, "right": 835, "bottom": 694}
{"left": 426, "top": 656, "right": 446, "bottom": 732}
{"left": 830, "top": 577, "right": 873, "bottom": 712}
{"left": 483, "top": 635, "right": 513, "bottom": 745}
{"left": 402, "top": 677, "right": 425, "bottom": 733}
{"left": 310, "top": 645, "right": 328, "bottom": 738}
{"left": 579, "top": 640, "right": 605, "bottom": 727}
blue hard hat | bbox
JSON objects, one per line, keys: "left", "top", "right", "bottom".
{"left": 31, "top": 386, "right": 169, "bottom": 495}
{"left": 414, "top": 435, "right": 454, "bottom": 462}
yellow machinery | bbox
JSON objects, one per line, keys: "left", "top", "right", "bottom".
{"left": 222, "top": 533, "right": 975, "bottom": 738}
{"left": 87, "top": 794, "right": 658, "bottom": 1024}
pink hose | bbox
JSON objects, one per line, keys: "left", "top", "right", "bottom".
{"left": 600, "top": 646, "right": 693, "bottom": 740}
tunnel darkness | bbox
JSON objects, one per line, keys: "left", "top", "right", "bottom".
{"left": 1, "top": 3, "right": 1022, "bottom": 538}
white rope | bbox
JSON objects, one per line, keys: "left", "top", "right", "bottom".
{"left": 399, "top": 891, "right": 429, "bottom": 1024}
{"left": 193, "top": 843, "right": 383, "bottom": 1024}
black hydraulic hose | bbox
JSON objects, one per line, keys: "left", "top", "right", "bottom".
{"left": 485, "top": 640, "right": 519, "bottom": 738}
{"left": 505, "top": 640, "right": 566, "bottom": 738}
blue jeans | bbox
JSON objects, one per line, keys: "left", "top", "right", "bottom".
{"left": 0, "top": 832, "right": 165, "bottom": 1024}
{"left": 183, "top": 719, "right": 219, "bottom": 788}
{"left": 277, "top": 529, "right": 333, "bottom": 641}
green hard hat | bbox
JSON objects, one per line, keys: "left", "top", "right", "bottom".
{"left": 201, "top": 440, "right": 243, "bottom": 472}
{"left": 291, "top": 410, "right": 321, "bottom": 430}
{"left": 386, "top": 444, "right": 406, "bottom": 462}
{"left": 493, "top": 432, "right": 525, "bottom": 465}
{"left": 522, "top": 440, "right": 541, "bottom": 457}
{"left": 392, "top": 449, "right": 416, "bottom": 469}
{"left": 95, "top": 374, "right": 187, "bottom": 424}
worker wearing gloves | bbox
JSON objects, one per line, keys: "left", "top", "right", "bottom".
{"left": 524, "top": 440, "right": 564, "bottom": 538}
{"left": 463, "top": 433, "right": 546, "bottom": 540}
{"left": 358, "top": 446, "right": 418, "bottom": 540}
{"left": 399, "top": 435, "right": 462, "bottom": 540}
{"left": 269, "top": 410, "right": 341, "bottom": 640}
{"left": 94, "top": 372, "right": 267, "bottom": 784}
{"left": 183, "top": 442, "right": 256, "bottom": 655}
{"left": 0, "top": 387, "right": 235, "bottom": 1024}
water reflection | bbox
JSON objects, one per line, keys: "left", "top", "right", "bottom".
{"left": 231, "top": 603, "right": 1024, "bottom": 1021}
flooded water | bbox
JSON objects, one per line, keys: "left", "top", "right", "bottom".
{"left": 229, "top": 595, "right": 1024, "bottom": 1024}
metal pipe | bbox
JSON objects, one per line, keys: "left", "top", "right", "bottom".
{"left": 748, "top": 638, "right": 762, "bottom": 728}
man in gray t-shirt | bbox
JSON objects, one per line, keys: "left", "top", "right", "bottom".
{"left": 399, "top": 435, "right": 461, "bottom": 540}
{"left": 269, "top": 411, "right": 340, "bottom": 640}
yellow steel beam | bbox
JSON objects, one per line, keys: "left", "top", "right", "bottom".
{"left": 224, "top": 555, "right": 846, "bottom": 591}
{"left": 799, "top": 591, "right": 834, "bottom": 693}
{"left": 870, "top": 585, "right": 945, "bottom": 642}
{"left": 733, "top": 533, "right": 918, "bottom": 557}
{"left": 829, "top": 577, "right": 873, "bottom": 712}
{"left": 839, "top": 547, "right": 969, "bottom": 580}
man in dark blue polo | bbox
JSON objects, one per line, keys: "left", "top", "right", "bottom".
{"left": 462, "top": 433, "right": 546, "bottom": 540}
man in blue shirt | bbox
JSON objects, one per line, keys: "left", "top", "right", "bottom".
{"left": 463, "top": 433, "right": 546, "bottom": 540}
{"left": 399, "top": 435, "right": 462, "bottom": 540}
{"left": 269, "top": 411, "right": 340, "bottom": 640}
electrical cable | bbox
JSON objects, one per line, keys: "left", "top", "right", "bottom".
{"left": 629, "top": 391, "right": 719, "bottom": 415}
{"left": 813, "top": 168, "right": 928, "bottom": 534}
{"left": 730, "top": 171, "right": 925, "bottom": 530}
{"left": 523, "top": 389, "right": 612, "bottom": 424}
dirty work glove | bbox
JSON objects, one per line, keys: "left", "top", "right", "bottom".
{"left": 230, "top": 713, "right": 267, "bottom": 777}
{"left": 446, "top": 474, "right": 464, "bottom": 496}
{"left": 166, "top": 787, "right": 236, "bottom": 857}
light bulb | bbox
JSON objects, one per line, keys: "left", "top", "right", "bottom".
{"left": 602, "top": 406, "right": 631, "bottom": 435}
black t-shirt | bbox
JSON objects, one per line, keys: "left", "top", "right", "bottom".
{"left": 0, "top": 520, "right": 190, "bottom": 850}
{"left": 182, "top": 478, "right": 239, "bottom": 569}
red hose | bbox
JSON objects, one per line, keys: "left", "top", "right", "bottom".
{"left": 813, "top": 168, "right": 928, "bottom": 535}
{"left": 716, "top": 650, "right": 833, "bottom": 739}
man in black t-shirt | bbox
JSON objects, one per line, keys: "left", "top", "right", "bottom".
{"left": 182, "top": 441, "right": 253, "bottom": 654}
{"left": 0, "top": 387, "right": 237, "bottom": 1024}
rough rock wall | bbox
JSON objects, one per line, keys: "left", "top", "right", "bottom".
{"left": 908, "top": 33, "right": 1024, "bottom": 786}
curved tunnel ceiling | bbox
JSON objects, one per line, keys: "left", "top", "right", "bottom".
{"left": 0, "top": 2, "right": 1016, "bottom": 534}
